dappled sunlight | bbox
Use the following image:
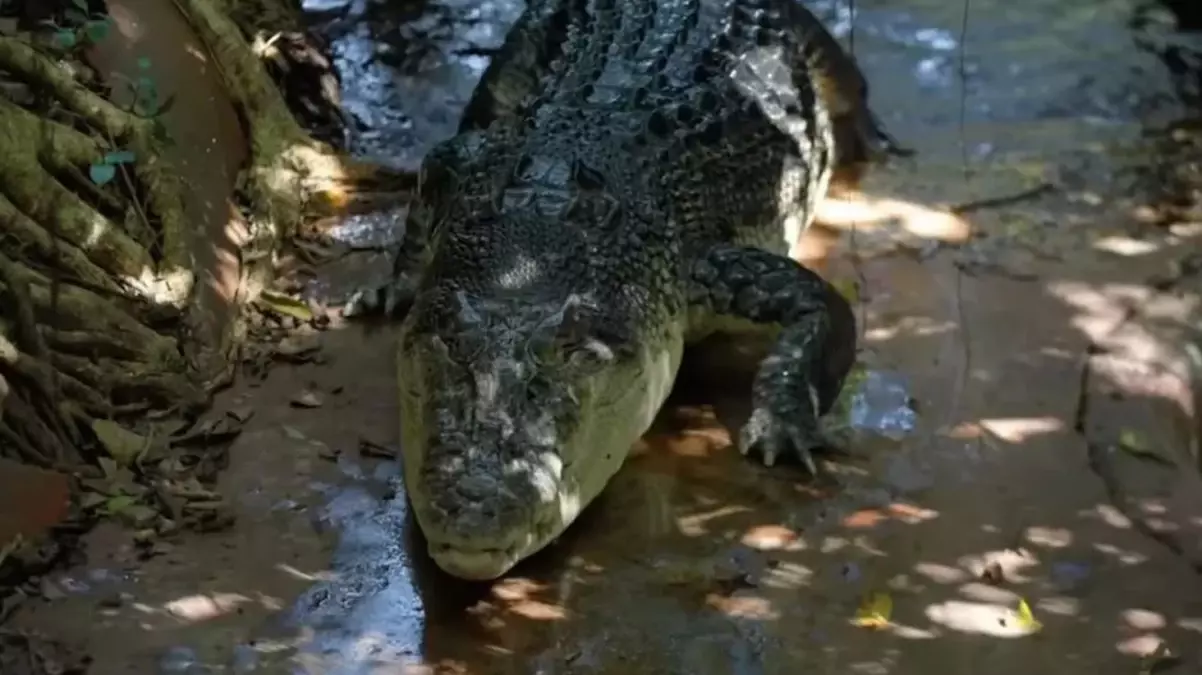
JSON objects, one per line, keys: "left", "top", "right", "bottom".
{"left": 924, "top": 600, "right": 1043, "bottom": 637}
{"left": 815, "top": 192, "right": 973, "bottom": 243}
{"left": 488, "top": 578, "right": 567, "bottom": 621}
{"left": 1092, "top": 235, "right": 1161, "bottom": 257}
{"left": 977, "top": 417, "right": 1064, "bottom": 443}
{"left": 274, "top": 563, "right": 336, "bottom": 583}
{"left": 106, "top": 3, "right": 146, "bottom": 41}
{"left": 121, "top": 264, "right": 196, "bottom": 306}
{"left": 840, "top": 503, "right": 940, "bottom": 529}
{"left": 864, "top": 317, "right": 958, "bottom": 342}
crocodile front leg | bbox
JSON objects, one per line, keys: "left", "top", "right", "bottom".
{"left": 689, "top": 245, "right": 857, "bottom": 474}
{"left": 342, "top": 203, "right": 431, "bottom": 319}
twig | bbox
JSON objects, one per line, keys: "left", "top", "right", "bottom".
{"left": 948, "top": 181, "right": 1055, "bottom": 215}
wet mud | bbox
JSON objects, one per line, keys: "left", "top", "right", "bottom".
{"left": 11, "top": 0, "right": 1202, "bottom": 673}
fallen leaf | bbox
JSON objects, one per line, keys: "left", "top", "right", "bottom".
{"left": 79, "top": 492, "right": 107, "bottom": 510}
{"left": 226, "top": 405, "right": 255, "bottom": 423}
{"left": 256, "top": 290, "right": 314, "bottom": 322}
{"left": 103, "top": 494, "right": 138, "bottom": 515}
{"left": 282, "top": 425, "right": 307, "bottom": 441}
{"left": 851, "top": 591, "right": 892, "bottom": 629}
{"left": 118, "top": 504, "right": 159, "bottom": 528}
{"left": 92, "top": 420, "right": 148, "bottom": 466}
{"left": 832, "top": 279, "right": 859, "bottom": 304}
{"left": 1117, "top": 429, "right": 1175, "bottom": 466}
{"left": 290, "top": 390, "right": 324, "bottom": 408}
{"left": 276, "top": 333, "right": 321, "bottom": 360}
{"left": 1014, "top": 597, "right": 1043, "bottom": 633}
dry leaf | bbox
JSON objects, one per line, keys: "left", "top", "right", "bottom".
{"left": 290, "top": 390, "right": 324, "bottom": 408}
{"left": 851, "top": 591, "right": 892, "bottom": 629}
{"left": 92, "top": 419, "right": 148, "bottom": 466}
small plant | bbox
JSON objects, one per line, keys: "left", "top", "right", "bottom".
{"left": 45, "top": 0, "right": 112, "bottom": 49}
{"left": 89, "top": 149, "right": 135, "bottom": 186}
{"left": 110, "top": 56, "right": 177, "bottom": 119}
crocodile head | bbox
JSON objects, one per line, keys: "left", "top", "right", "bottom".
{"left": 397, "top": 289, "right": 675, "bottom": 580}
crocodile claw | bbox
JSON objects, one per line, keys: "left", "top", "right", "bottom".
{"left": 738, "top": 406, "right": 824, "bottom": 476}
{"left": 341, "top": 277, "right": 415, "bottom": 319}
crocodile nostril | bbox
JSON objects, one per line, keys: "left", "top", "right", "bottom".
{"left": 456, "top": 474, "right": 497, "bottom": 501}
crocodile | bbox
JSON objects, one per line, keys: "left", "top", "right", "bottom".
{"left": 347, "top": 0, "right": 907, "bottom": 580}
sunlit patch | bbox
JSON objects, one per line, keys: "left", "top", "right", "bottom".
{"left": 1178, "top": 617, "right": 1202, "bottom": 633}
{"left": 758, "top": 561, "right": 813, "bottom": 590}
{"left": 162, "top": 592, "right": 254, "bottom": 622}
{"left": 1116, "top": 634, "right": 1169, "bottom": 658}
{"left": 489, "top": 579, "right": 567, "bottom": 621}
{"left": 677, "top": 504, "right": 752, "bottom": 536}
{"left": 1092, "top": 235, "right": 1159, "bottom": 257}
{"left": 840, "top": 502, "right": 938, "bottom": 529}
{"left": 740, "top": 524, "right": 802, "bottom": 551}
{"left": 924, "top": 599, "right": 1042, "bottom": 637}
{"left": 184, "top": 44, "right": 208, "bottom": 63}
{"left": 107, "top": 5, "right": 144, "bottom": 40}
{"left": 813, "top": 193, "right": 973, "bottom": 243}
{"left": 1122, "top": 609, "right": 1167, "bottom": 630}
{"left": 1037, "top": 596, "right": 1081, "bottom": 616}
{"left": 820, "top": 536, "right": 850, "bottom": 553}
{"left": 1023, "top": 525, "right": 1073, "bottom": 548}
{"left": 1088, "top": 503, "right": 1134, "bottom": 529}
{"left": 706, "top": 592, "right": 779, "bottom": 620}
{"left": 121, "top": 265, "right": 195, "bottom": 306}
{"left": 978, "top": 416, "right": 1063, "bottom": 443}
{"left": 1092, "top": 542, "right": 1149, "bottom": 565}
{"left": 863, "top": 317, "right": 957, "bottom": 343}
{"left": 959, "top": 582, "right": 1021, "bottom": 605}
{"left": 912, "top": 562, "right": 970, "bottom": 584}
{"left": 274, "top": 563, "right": 336, "bottom": 583}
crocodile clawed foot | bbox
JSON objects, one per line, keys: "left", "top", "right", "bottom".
{"left": 739, "top": 384, "right": 842, "bottom": 476}
{"left": 342, "top": 276, "right": 415, "bottom": 320}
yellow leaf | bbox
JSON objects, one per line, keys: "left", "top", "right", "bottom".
{"left": 832, "top": 279, "right": 860, "bottom": 304}
{"left": 851, "top": 591, "right": 892, "bottom": 629}
{"left": 1117, "top": 429, "right": 1174, "bottom": 466}
{"left": 1015, "top": 598, "right": 1043, "bottom": 633}
{"left": 256, "top": 290, "right": 314, "bottom": 321}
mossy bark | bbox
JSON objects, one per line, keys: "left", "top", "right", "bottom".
{"left": 0, "top": 0, "right": 407, "bottom": 471}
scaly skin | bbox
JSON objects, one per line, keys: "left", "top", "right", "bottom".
{"left": 347, "top": 0, "right": 903, "bottom": 580}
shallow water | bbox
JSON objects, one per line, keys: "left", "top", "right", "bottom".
{"left": 280, "top": 0, "right": 1196, "bottom": 672}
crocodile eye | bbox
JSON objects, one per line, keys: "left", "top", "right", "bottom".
{"left": 567, "top": 337, "right": 615, "bottom": 368}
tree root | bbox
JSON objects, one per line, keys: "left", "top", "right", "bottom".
{"left": 0, "top": 0, "right": 408, "bottom": 490}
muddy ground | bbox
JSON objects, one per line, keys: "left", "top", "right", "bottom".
{"left": 8, "top": 0, "right": 1202, "bottom": 673}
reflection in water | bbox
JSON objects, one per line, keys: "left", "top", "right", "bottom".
{"left": 286, "top": 480, "right": 424, "bottom": 672}
{"left": 274, "top": 0, "right": 1199, "bottom": 672}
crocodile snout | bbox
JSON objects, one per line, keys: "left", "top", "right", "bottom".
{"left": 412, "top": 448, "right": 565, "bottom": 580}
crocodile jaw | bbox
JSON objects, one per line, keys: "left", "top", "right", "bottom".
{"left": 399, "top": 329, "right": 684, "bottom": 581}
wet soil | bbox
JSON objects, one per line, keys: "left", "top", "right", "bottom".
{"left": 10, "top": 0, "right": 1202, "bottom": 673}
